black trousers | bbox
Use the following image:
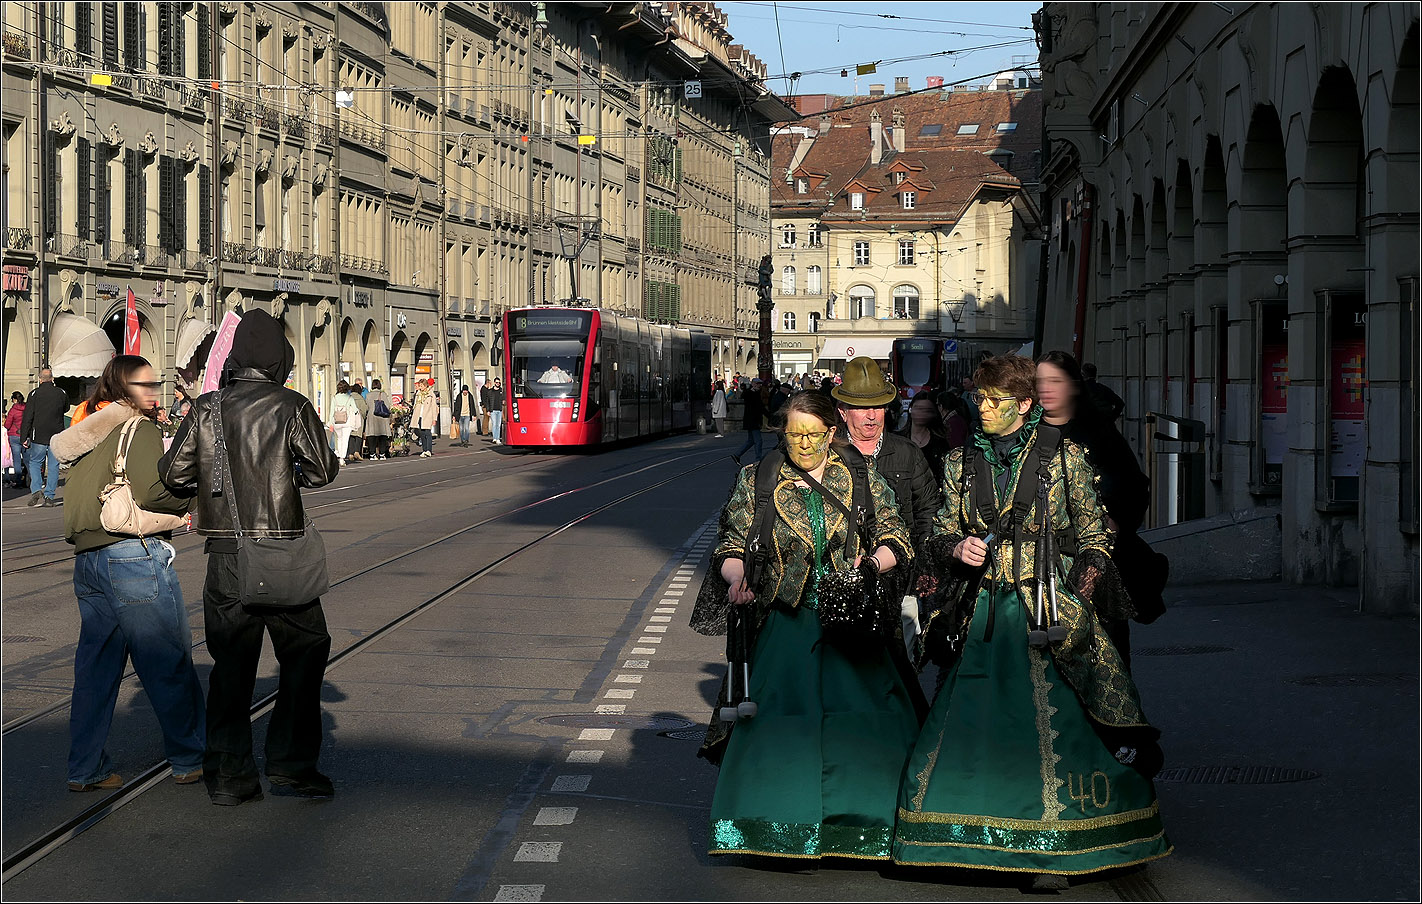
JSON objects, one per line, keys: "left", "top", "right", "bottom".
{"left": 202, "top": 552, "right": 332, "bottom": 794}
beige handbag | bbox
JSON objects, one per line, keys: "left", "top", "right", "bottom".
{"left": 99, "top": 417, "right": 189, "bottom": 536}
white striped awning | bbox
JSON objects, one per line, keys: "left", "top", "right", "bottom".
{"left": 815, "top": 337, "right": 896, "bottom": 361}
{"left": 49, "top": 314, "right": 115, "bottom": 378}
{"left": 175, "top": 317, "right": 216, "bottom": 369}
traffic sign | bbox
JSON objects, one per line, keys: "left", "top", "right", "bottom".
{"left": 945, "top": 338, "right": 959, "bottom": 361}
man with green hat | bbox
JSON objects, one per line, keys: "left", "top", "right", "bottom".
{"left": 832, "top": 357, "right": 943, "bottom": 649}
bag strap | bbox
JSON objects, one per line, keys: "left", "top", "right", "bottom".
{"left": 212, "top": 390, "right": 245, "bottom": 538}
{"left": 785, "top": 449, "right": 870, "bottom": 559}
{"left": 111, "top": 416, "right": 143, "bottom": 479}
{"left": 743, "top": 449, "right": 783, "bottom": 589}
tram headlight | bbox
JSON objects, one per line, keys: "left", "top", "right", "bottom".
{"left": 511, "top": 401, "right": 519, "bottom": 422}
{"left": 572, "top": 401, "right": 580, "bottom": 421}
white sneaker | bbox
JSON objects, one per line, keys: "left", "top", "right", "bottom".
{"left": 420, "top": 451, "right": 431, "bottom": 458}
{"left": 714, "top": 434, "right": 724, "bottom": 438}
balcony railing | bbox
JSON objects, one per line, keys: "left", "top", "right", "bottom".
{"left": 627, "top": 165, "right": 640, "bottom": 182}
{"left": 221, "top": 240, "right": 251, "bottom": 263}
{"left": 179, "top": 85, "right": 207, "bottom": 109}
{"left": 283, "top": 114, "right": 306, "bottom": 138}
{"left": 252, "top": 245, "right": 283, "bottom": 267}
{"left": 315, "top": 123, "right": 336, "bottom": 147}
{"left": 340, "top": 254, "right": 389, "bottom": 276}
{"left": 6, "top": 227, "right": 33, "bottom": 251}
{"left": 47, "top": 233, "right": 95, "bottom": 260}
{"left": 3, "top": 30, "right": 32, "bottom": 61}
{"left": 223, "top": 97, "right": 248, "bottom": 119}
{"left": 253, "top": 101, "right": 281, "bottom": 131}
{"left": 137, "top": 75, "right": 167, "bottom": 101}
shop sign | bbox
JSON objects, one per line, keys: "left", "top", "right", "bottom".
{"left": 352, "top": 290, "right": 372, "bottom": 307}
{"left": 471, "top": 327, "right": 487, "bottom": 338}
{"left": 2, "top": 265, "right": 29, "bottom": 293}
{"left": 419, "top": 352, "right": 435, "bottom": 363}
{"left": 97, "top": 282, "right": 121, "bottom": 299}
{"left": 446, "top": 326, "right": 463, "bottom": 338}
{"left": 274, "top": 278, "right": 301, "bottom": 294}
{"left": 772, "top": 338, "right": 805, "bottom": 349}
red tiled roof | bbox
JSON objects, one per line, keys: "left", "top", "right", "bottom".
{"left": 821, "top": 147, "right": 1021, "bottom": 226}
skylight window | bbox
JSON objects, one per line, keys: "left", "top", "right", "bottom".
{"left": 957, "top": 124, "right": 980, "bottom": 135}
{"left": 996, "top": 122, "right": 1018, "bottom": 132}
{"left": 919, "top": 124, "right": 943, "bottom": 137}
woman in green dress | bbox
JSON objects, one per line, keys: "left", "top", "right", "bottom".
{"left": 691, "top": 390, "right": 921, "bottom": 861}
{"left": 896, "top": 355, "right": 1171, "bottom": 886}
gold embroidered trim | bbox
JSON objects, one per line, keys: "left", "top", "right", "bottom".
{"left": 896, "top": 801, "right": 1160, "bottom": 830}
{"left": 896, "top": 829, "right": 1168, "bottom": 856}
{"left": 910, "top": 726, "right": 944, "bottom": 812}
{"left": 892, "top": 844, "right": 1174, "bottom": 875}
{"left": 1029, "top": 647, "right": 1065, "bottom": 822}
{"left": 709, "top": 849, "right": 892, "bottom": 861}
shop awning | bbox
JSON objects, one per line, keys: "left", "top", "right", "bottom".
{"left": 175, "top": 317, "right": 216, "bottom": 369}
{"left": 815, "top": 337, "right": 896, "bottom": 361}
{"left": 49, "top": 313, "right": 115, "bottom": 378}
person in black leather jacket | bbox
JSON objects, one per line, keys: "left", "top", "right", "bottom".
{"left": 159, "top": 309, "right": 341, "bottom": 806}
{"left": 832, "top": 357, "right": 943, "bottom": 649}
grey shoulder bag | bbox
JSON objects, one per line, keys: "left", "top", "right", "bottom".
{"left": 213, "top": 390, "right": 330, "bottom": 609}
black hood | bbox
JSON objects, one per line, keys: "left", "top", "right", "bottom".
{"left": 222, "top": 309, "right": 294, "bottom": 387}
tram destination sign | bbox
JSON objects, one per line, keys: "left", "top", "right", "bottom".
{"left": 899, "top": 339, "right": 939, "bottom": 353}
{"left": 516, "top": 311, "right": 592, "bottom": 334}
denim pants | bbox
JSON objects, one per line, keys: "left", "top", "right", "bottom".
{"left": 27, "top": 442, "right": 59, "bottom": 498}
{"left": 69, "top": 538, "right": 206, "bottom": 784}
{"left": 490, "top": 410, "right": 503, "bottom": 443}
{"left": 417, "top": 427, "right": 433, "bottom": 454}
{"left": 202, "top": 552, "right": 331, "bottom": 794}
{"left": 8, "top": 435, "right": 26, "bottom": 482}
{"left": 458, "top": 416, "right": 471, "bottom": 444}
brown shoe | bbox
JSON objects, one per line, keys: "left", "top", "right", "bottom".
{"left": 173, "top": 768, "right": 204, "bottom": 785}
{"left": 68, "top": 773, "right": 124, "bottom": 792}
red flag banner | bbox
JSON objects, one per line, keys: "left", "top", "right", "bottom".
{"left": 124, "top": 288, "right": 141, "bottom": 355}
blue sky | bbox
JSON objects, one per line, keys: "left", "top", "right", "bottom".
{"left": 719, "top": 1, "right": 1042, "bottom": 97}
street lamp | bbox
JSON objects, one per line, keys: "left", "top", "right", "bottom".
{"left": 944, "top": 297, "right": 968, "bottom": 383}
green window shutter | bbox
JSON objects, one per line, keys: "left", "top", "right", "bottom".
{"left": 198, "top": 164, "right": 211, "bottom": 255}
{"left": 674, "top": 148, "right": 683, "bottom": 185}
{"left": 95, "top": 148, "right": 109, "bottom": 246}
{"left": 77, "top": 138, "right": 92, "bottom": 241}
{"left": 159, "top": 156, "right": 173, "bottom": 252}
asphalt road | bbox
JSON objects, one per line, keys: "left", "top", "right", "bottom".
{"left": 2, "top": 433, "right": 1417, "bottom": 901}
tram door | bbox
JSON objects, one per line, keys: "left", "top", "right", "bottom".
{"left": 597, "top": 332, "right": 616, "bottom": 443}
{"left": 619, "top": 319, "right": 638, "bottom": 440}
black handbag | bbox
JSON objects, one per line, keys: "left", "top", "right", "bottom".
{"left": 214, "top": 391, "right": 330, "bottom": 610}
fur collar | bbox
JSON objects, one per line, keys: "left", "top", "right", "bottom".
{"left": 50, "top": 402, "right": 142, "bottom": 465}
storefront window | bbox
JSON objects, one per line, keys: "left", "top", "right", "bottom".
{"left": 1318, "top": 290, "right": 1366, "bottom": 508}
{"left": 1256, "top": 300, "right": 1288, "bottom": 491}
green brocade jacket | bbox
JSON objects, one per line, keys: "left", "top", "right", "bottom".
{"left": 930, "top": 420, "right": 1150, "bottom": 730}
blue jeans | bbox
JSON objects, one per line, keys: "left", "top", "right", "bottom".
{"left": 70, "top": 538, "right": 206, "bottom": 783}
{"left": 417, "top": 427, "right": 433, "bottom": 454}
{"left": 8, "top": 435, "right": 25, "bottom": 483}
{"left": 733, "top": 428, "right": 764, "bottom": 462}
{"left": 27, "top": 442, "right": 59, "bottom": 498}
{"left": 490, "top": 410, "right": 504, "bottom": 443}
{"left": 458, "top": 416, "right": 471, "bottom": 444}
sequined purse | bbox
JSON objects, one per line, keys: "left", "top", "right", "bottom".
{"left": 816, "top": 564, "right": 889, "bottom": 646}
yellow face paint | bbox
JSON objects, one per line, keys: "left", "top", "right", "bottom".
{"left": 785, "top": 412, "right": 834, "bottom": 470}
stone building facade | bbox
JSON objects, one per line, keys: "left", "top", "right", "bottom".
{"left": 2, "top": 1, "right": 787, "bottom": 415}
{"left": 1036, "top": 3, "right": 1418, "bottom": 610}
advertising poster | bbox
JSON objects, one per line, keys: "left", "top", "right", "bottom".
{"left": 1259, "top": 304, "right": 1288, "bottom": 486}
{"left": 1329, "top": 295, "right": 1366, "bottom": 487}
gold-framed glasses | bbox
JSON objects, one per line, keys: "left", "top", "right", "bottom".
{"left": 785, "top": 429, "right": 830, "bottom": 445}
{"left": 967, "top": 391, "right": 1017, "bottom": 409}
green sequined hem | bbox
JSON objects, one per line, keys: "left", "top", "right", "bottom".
{"left": 710, "top": 818, "right": 893, "bottom": 860}
{"left": 893, "top": 806, "right": 1171, "bottom": 873}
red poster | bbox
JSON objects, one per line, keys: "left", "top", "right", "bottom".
{"left": 124, "top": 288, "right": 141, "bottom": 355}
{"left": 1330, "top": 338, "right": 1366, "bottom": 419}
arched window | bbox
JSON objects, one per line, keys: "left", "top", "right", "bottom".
{"left": 849, "top": 286, "right": 875, "bottom": 319}
{"left": 807, "top": 265, "right": 822, "bottom": 295}
{"left": 892, "top": 285, "right": 920, "bottom": 319}
{"left": 782, "top": 311, "right": 797, "bottom": 331}
{"left": 808, "top": 312, "right": 820, "bottom": 333}
{"left": 782, "top": 266, "right": 796, "bottom": 294}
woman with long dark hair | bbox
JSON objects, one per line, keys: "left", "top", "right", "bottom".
{"left": 49, "top": 355, "right": 205, "bottom": 791}
{"left": 898, "top": 392, "right": 952, "bottom": 484}
{"left": 692, "top": 390, "right": 921, "bottom": 862}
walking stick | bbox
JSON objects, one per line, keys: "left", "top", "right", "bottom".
{"left": 718, "top": 605, "right": 758, "bottom": 722}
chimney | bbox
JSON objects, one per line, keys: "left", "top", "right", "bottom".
{"left": 895, "top": 76, "right": 910, "bottom": 94}
{"left": 869, "top": 83, "right": 885, "bottom": 98}
{"left": 870, "top": 109, "right": 883, "bottom": 165}
{"left": 819, "top": 114, "right": 832, "bottom": 135}
{"left": 926, "top": 75, "right": 945, "bottom": 89}
{"left": 892, "top": 108, "right": 905, "bottom": 153}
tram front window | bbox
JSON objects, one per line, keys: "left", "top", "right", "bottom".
{"left": 511, "top": 340, "right": 586, "bottom": 399}
{"left": 899, "top": 352, "right": 934, "bottom": 389}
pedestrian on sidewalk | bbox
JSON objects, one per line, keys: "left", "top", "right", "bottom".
{"left": 160, "top": 309, "right": 341, "bottom": 806}
{"left": 365, "top": 379, "right": 393, "bottom": 459}
{"left": 453, "top": 384, "right": 480, "bottom": 447}
{"left": 1036, "top": 350, "right": 1165, "bottom": 669}
{"left": 349, "top": 381, "right": 369, "bottom": 461}
{"left": 691, "top": 390, "right": 920, "bottom": 862}
{"left": 710, "top": 380, "right": 727, "bottom": 437}
{"left": 50, "top": 355, "right": 204, "bottom": 792}
{"left": 412, "top": 379, "right": 438, "bottom": 457}
{"left": 5, "top": 390, "right": 27, "bottom": 487}
{"left": 897, "top": 354, "right": 1170, "bottom": 887}
{"left": 729, "top": 378, "right": 766, "bottom": 465}
{"left": 328, "top": 381, "right": 362, "bottom": 464}
{"left": 487, "top": 378, "right": 505, "bottom": 444}
{"left": 19, "top": 366, "right": 68, "bottom": 506}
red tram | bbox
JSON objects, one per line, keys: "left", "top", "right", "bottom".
{"left": 500, "top": 306, "right": 712, "bottom": 448}
{"left": 890, "top": 337, "right": 947, "bottom": 399}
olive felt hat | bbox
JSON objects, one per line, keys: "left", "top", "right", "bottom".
{"left": 831, "top": 356, "right": 898, "bottom": 407}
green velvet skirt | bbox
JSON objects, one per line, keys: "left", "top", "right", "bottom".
{"left": 709, "top": 604, "right": 920, "bottom": 860}
{"left": 893, "top": 586, "right": 1172, "bottom": 875}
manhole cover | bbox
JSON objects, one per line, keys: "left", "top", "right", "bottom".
{"left": 1289, "top": 673, "right": 1416, "bottom": 687}
{"left": 659, "top": 728, "right": 708, "bottom": 741}
{"left": 538, "top": 714, "right": 693, "bottom": 732}
{"left": 2, "top": 635, "right": 45, "bottom": 644}
{"left": 1135, "top": 644, "right": 1234, "bottom": 656}
{"left": 1155, "top": 765, "right": 1320, "bottom": 784}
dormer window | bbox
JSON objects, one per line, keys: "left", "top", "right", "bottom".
{"left": 894, "top": 172, "right": 906, "bottom": 185}
{"left": 796, "top": 178, "right": 808, "bottom": 194}
{"left": 902, "top": 191, "right": 916, "bottom": 210}
{"left": 850, "top": 192, "right": 864, "bottom": 210}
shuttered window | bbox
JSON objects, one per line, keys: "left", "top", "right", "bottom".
{"left": 172, "top": 160, "right": 186, "bottom": 254}
{"left": 198, "top": 165, "right": 211, "bottom": 255}
{"left": 102, "top": 3, "right": 118, "bottom": 68}
{"left": 125, "top": 148, "right": 144, "bottom": 247}
{"left": 158, "top": 156, "right": 174, "bottom": 252}
{"left": 157, "top": 4, "right": 171, "bottom": 74}
{"left": 75, "top": 4, "right": 92, "bottom": 57}
{"left": 77, "top": 138, "right": 92, "bottom": 241}
{"left": 95, "top": 148, "right": 109, "bottom": 246}
{"left": 43, "top": 131, "right": 57, "bottom": 238}
{"left": 196, "top": 7, "right": 210, "bottom": 80}
{"left": 123, "top": 2, "right": 141, "bottom": 71}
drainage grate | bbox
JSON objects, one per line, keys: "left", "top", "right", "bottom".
{"left": 1135, "top": 644, "right": 1234, "bottom": 656}
{"left": 2, "top": 635, "right": 45, "bottom": 644}
{"left": 1155, "top": 765, "right": 1320, "bottom": 784}
{"left": 659, "top": 728, "right": 708, "bottom": 741}
{"left": 1289, "top": 673, "right": 1416, "bottom": 687}
{"left": 539, "top": 714, "right": 693, "bottom": 732}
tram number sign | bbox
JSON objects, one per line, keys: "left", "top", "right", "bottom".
{"left": 684, "top": 80, "right": 702, "bottom": 99}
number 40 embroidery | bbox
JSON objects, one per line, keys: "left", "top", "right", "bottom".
{"left": 1067, "top": 771, "right": 1111, "bottom": 813}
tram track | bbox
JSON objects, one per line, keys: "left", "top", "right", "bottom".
{"left": 0, "top": 445, "right": 718, "bottom": 735}
{"left": 1, "top": 449, "right": 718, "bottom": 881}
